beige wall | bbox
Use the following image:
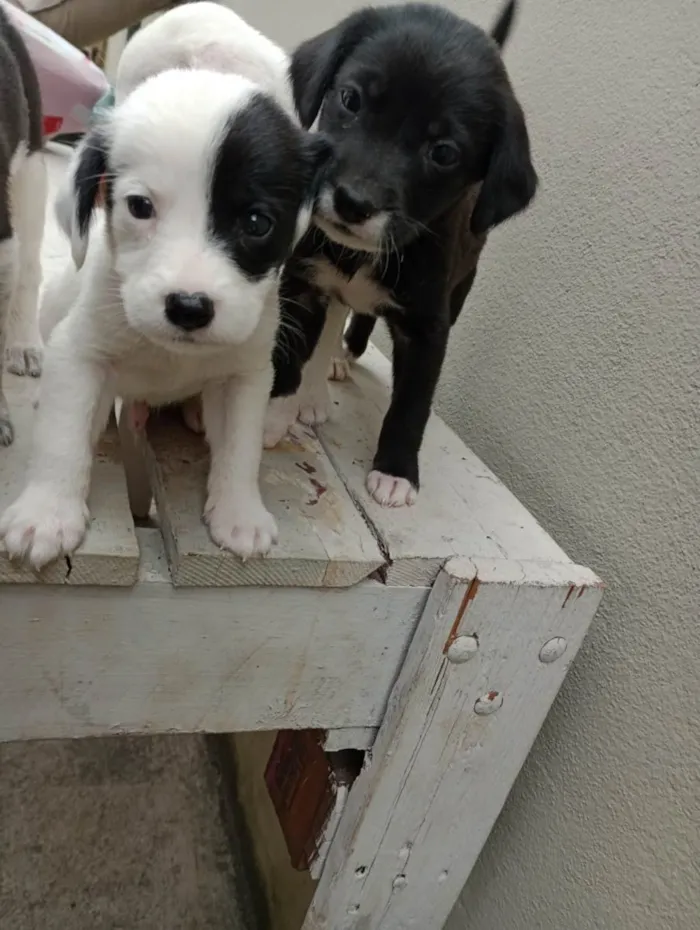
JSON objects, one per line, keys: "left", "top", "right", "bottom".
{"left": 232, "top": 1, "right": 699, "bottom": 928}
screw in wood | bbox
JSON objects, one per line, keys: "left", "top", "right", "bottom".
{"left": 474, "top": 691, "right": 503, "bottom": 715}
{"left": 539, "top": 637, "right": 567, "bottom": 663}
{"left": 446, "top": 635, "right": 479, "bottom": 664}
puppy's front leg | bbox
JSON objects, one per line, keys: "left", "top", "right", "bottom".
{"left": 298, "top": 300, "right": 348, "bottom": 426}
{"left": 368, "top": 322, "right": 449, "bottom": 507}
{"left": 264, "top": 281, "right": 327, "bottom": 449}
{"left": 203, "top": 367, "right": 278, "bottom": 559}
{"left": 0, "top": 334, "right": 112, "bottom": 568}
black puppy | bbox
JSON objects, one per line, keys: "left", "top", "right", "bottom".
{"left": 267, "top": 0, "right": 537, "bottom": 507}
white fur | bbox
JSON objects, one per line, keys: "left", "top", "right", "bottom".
{"left": 366, "top": 471, "right": 417, "bottom": 507}
{"left": 0, "top": 145, "right": 46, "bottom": 446}
{"left": 1, "top": 70, "right": 296, "bottom": 568}
{"left": 115, "top": 1, "right": 294, "bottom": 114}
{"left": 55, "top": 1, "right": 296, "bottom": 267}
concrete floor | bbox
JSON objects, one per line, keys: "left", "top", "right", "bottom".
{"left": 0, "top": 736, "right": 253, "bottom": 929}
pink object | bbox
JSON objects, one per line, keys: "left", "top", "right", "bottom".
{"left": 2, "top": 0, "right": 110, "bottom": 137}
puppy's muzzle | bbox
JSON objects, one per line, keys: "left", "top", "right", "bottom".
{"left": 333, "top": 184, "right": 379, "bottom": 225}
{"left": 165, "top": 292, "right": 215, "bottom": 332}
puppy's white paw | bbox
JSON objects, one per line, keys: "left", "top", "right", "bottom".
{"left": 298, "top": 384, "right": 331, "bottom": 426}
{"left": 182, "top": 396, "right": 204, "bottom": 434}
{"left": 366, "top": 471, "right": 418, "bottom": 508}
{"left": 205, "top": 496, "right": 278, "bottom": 559}
{"left": 263, "top": 396, "right": 298, "bottom": 449}
{"left": 328, "top": 354, "right": 351, "bottom": 382}
{"left": 0, "top": 484, "right": 89, "bottom": 567}
{"left": 5, "top": 343, "right": 43, "bottom": 378}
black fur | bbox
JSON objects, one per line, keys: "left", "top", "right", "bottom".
{"left": 210, "top": 93, "right": 331, "bottom": 280}
{"left": 274, "top": 0, "right": 537, "bottom": 493}
{"left": 73, "top": 125, "right": 110, "bottom": 239}
{"left": 72, "top": 96, "right": 331, "bottom": 277}
{"left": 0, "top": 4, "right": 43, "bottom": 242}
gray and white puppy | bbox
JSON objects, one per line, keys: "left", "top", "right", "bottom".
{"left": 0, "top": 3, "right": 46, "bottom": 446}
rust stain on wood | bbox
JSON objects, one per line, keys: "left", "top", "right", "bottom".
{"left": 443, "top": 576, "right": 480, "bottom": 654}
{"left": 577, "top": 585, "right": 587, "bottom": 599}
{"left": 307, "top": 477, "right": 328, "bottom": 506}
{"left": 562, "top": 585, "right": 576, "bottom": 607}
{"left": 296, "top": 461, "right": 317, "bottom": 475}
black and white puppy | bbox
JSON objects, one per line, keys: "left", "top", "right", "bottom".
{"left": 0, "top": 4, "right": 46, "bottom": 446}
{"left": 0, "top": 68, "right": 328, "bottom": 568}
{"left": 267, "top": 0, "right": 537, "bottom": 507}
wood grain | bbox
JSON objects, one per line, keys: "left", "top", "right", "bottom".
{"left": 318, "top": 344, "right": 572, "bottom": 585}
{"left": 305, "top": 557, "right": 603, "bottom": 930}
{"left": 145, "top": 409, "right": 385, "bottom": 587}
{"left": 0, "top": 530, "right": 427, "bottom": 741}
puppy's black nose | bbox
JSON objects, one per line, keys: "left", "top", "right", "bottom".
{"left": 164, "top": 292, "right": 214, "bottom": 332}
{"left": 333, "top": 185, "right": 377, "bottom": 225}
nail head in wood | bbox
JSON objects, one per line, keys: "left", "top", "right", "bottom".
{"left": 539, "top": 637, "right": 568, "bottom": 663}
{"left": 393, "top": 875, "right": 408, "bottom": 890}
{"left": 474, "top": 691, "right": 503, "bottom": 715}
{"left": 446, "top": 634, "right": 479, "bottom": 664}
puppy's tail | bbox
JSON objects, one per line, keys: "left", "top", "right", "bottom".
{"left": 491, "top": 0, "right": 518, "bottom": 48}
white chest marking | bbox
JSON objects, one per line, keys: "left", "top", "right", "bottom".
{"left": 307, "top": 257, "right": 401, "bottom": 316}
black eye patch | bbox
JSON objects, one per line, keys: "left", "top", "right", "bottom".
{"left": 209, "top": 95, "right": 314, "bottom": 281}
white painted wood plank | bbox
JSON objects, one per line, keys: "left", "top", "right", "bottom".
{"left": 323, "top": 728, "right": 378, "bottom": 753}
{"left": 145, "top": 409, "right": 385, "bottom": 587}
{"left": 318, "top": 343, "right": 572, "bottom": 585}
{"left": 305, "top": 556, "right": 603, "bottom": 930}
{"left": 0, "top": 530, "right": 427, "bottom": 740}
{"left": 0, "top": 378, "right": 140, "bottom": 586}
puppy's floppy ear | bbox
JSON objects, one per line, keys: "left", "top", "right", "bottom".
{"left": 470, "top": 93, "right": 537, "bottom": 235}
{"left": 303, "top": 132, "right": 334, "bottom": 196}
{"left": 67, "top": 125, "right": 110, "bottom": 269}
{"left": 292, "top": 133, "right": 335, "bottom": 246}
{"left": 290, "top": 9, "right": 382, "bottom": 128}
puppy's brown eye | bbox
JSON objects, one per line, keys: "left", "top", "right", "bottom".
{"left": 242, "top": 211, "right": 274, "bottom": 238}
{"left": 428, "top": 141, "right": 460, "bottom": 169}
{"left": 126, "top": 195, "right": 154, "bottom": 219}
{"left": 339, "top": 86, "right": 361, "bottom": 115}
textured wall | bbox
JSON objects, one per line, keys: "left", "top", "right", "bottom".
{"left": 230, "top": 1, "right": 699, "bottom": 927}
{"left": 436, "top": 2, "right": 699, "bottom": 929}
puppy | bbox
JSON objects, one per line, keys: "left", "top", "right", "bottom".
{"left": 0, "top": 68, "right": 328, "bottom": 568}
{"left": 267, "top": 0, "right": 537, "bottom": 507}
{"left": 0, "top": 4, "right": 46, "bottom": 446}
{"left": 53, "top": 0, "right": 297, "bottom": 436}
